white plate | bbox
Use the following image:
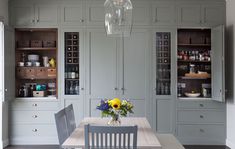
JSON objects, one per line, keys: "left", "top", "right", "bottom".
{"left": 185, "top": 92, "right": 200, "bottom": 97}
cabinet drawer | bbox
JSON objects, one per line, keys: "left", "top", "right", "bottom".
{"left": 11, "top": 101, "right": 59, "bottom": 111}
{"left": 25, "top": 68, "right": 36, "bottom": 78}
{"left": 177, "top": 124, "right": 225, "bottom": 140}
{"left": 177, "top": 100, "right": 225, "bottom": 109}
{"left": 36, "top": 68, "right": 47, "bottom": 78}
{"left": 11, "top": 124, "right": 57, "bottom": 137}
{"left": 178, "top": 110, "right": 224, "bottom": 123}
{"left": 16, "top": 67, "right": 26, "bottom": 78}
{"left": 11, "top": 111, "right": 56, "bottom": 124}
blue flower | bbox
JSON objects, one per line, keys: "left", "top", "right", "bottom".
{"left": 97, "top": 100, "right": 110, "bottom": 111}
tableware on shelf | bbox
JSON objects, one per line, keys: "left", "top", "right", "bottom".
{"left": 28, "top": 54, "right": 39, "bottom": 62}
{"left": 26, "top": 62, "right": 32, "bottom": 67}
{"left": 49, "top": 58, "right": 56, "bottom": 68}
{"left": 43, "top": 56, "right": 49, "bottom": 67}
{"left": 18, "top": 62, "right": 24, "bottom": 67}
{"left": 185, "top": 92, "right": 200, "bottom": 97}
{"left": 35, "top": 62, "right": 40, "bottom": 67}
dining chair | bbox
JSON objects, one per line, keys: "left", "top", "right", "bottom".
{"left": 84, "top": 124, "right": 138, "bottom": 149}
{"left": 54, "top": 108, "right": 69, "bottom": 149}
{"left": 65, "top": 104, "right": 76, "bottom": 135}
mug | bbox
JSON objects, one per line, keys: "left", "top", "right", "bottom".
{"left": 35, "top": 62, "right": 40, "bottom": 67}
{"left": 26, "top": 62, "right": 32, "bottom": 67}
{"left": 18, "top": 62, "right": 24, "bottom": 67}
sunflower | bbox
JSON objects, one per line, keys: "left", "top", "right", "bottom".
{"left": 110, "top": 98, "right": 121, "bottom": 110}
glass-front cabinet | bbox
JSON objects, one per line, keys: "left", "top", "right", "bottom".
{"left": 64, "top": 32, "right": 81, "bottom": 96}
{"left": 156, "top": 32, "right": 171, "bottom": 95}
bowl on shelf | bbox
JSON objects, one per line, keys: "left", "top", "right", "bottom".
{"left": 28, "top": 54, "right": 39, "bottom": 62}
{"left": 185, "top": 92, "right": 200, "bottom": 97}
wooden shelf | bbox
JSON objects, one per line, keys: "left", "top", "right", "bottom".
{"left": 178, "top": 44, "right": 211, "bottom": 47}
{"left": 16, "top": 47, "right": 57, "bottom": 51}
{"left": 65, "top": 78, "right": 79, "bottom": 80}
{"left": 178, "top": 97, "right": 211, "bottom": 100}
{"left": 179, "top": 76, "right": 211, "bottom": 80}
{"left": 178, "top": 60, "right": 211, "bottom": 63}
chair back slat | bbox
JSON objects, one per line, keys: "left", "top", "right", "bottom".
{"left": 65, "top": 104, "right": 76, "bottom": 135}
{"left": 54, "top": 109, "right": 69, "bottom": 148}
{"left": 84, "top": 124, "right": 138, "bottom": 149}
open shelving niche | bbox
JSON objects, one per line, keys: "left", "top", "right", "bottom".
{"left": 177, "top": 29, "right": 212, "bottom": 100}
{"left": 15, "top": 28, "right": 58, "bottom": 99}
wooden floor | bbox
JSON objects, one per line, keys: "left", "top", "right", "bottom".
{"left": 4, "top": 145, "right": 230, "bottom": 149}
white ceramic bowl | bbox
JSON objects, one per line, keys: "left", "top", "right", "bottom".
{"left": 28, "top": 54, "right": 39, "bottom": 61}
{"left": 185, "top": 92, "right": 200, "bottom": 97}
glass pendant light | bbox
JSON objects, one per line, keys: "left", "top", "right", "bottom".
{"left": 104, "top": 0, "right": 133, "bottom": 37}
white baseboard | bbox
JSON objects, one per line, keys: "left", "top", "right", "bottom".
{"left": 3, "top": 139, "right": 9, "bottom": 148}
{"left": 226, "top": 139, "right": 235, "bottom": 149}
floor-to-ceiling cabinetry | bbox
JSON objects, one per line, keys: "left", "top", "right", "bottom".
{"left": 8, "top": 0, "right": 226, "bottom": 146}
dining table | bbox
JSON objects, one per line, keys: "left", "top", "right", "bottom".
{"left": 62, "top": 117, "right": 162, "bottom": 149}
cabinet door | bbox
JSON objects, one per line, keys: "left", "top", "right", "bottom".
{"left": 11, "top": 5, "right": 34, "bottom": 26}
{"left": 87, "top": 29, "right": 118, "bottom": 98}
{"left": 177, "top": 4, "right": 201, "bottom": 26}
{"left": 201, "top": 4, "right": 225, "bottom": 27}
{"left": 35, "top": 4, "right": 58, "bottom": 26}
{"left": 4, "top": 27, "right": 15, "bottom": 99}
{"left": 211, "top": 25, "right": 225, "bottom": 102}
{"left": 132, "top": 2, "right": 151, "bottom": 25}
{"left": 123, "top": 29, "right": 150, "bottom": 99}
{"left": 86, "top": 1, "right": 105, "bottom": 26}
{"left": 61, "top": 2, "right": 84, "bottom": 26}
{"left": 152, "top": 2, "right": 176, "bottom": 25}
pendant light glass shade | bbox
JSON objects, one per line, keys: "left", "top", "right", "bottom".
{"left": 104, "top": 0, "right": 133, "bottom": 37}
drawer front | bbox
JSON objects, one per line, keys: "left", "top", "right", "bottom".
{"left": 25, "top": 68, "right": 36, "bottom": 78}
{"left": 178, "top": 110, "right": 225, "bottom": 123}
{"left": 11, "top": 101, "right": 59, "bottom": 111}
{"left": 11, "top": 124, "right": 57, "bottom": 137}
{"left": 36, "top": 68, "right": 47, "bottom": 78}
{"left": 177, "top": 100, "right": 225, "bottom": 109}
{"left": 16, "top": 67, "right": 26, "bottom": 78}
{"left": 11, "top": 111, "right": 56, "bottom": 124}
{"left": 177, "top": 124, "right": 225, "bottom": 140}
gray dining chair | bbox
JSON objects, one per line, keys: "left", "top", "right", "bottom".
{"left": 84, "top": 124, "right": 138, "bottom": 149}
{"left": 54, "top": 108, "right": 69, "bottom": 149}
{"left": 65, "top": 104, "right": 76, "bottom": 135}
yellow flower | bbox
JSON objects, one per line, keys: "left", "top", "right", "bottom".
{"left": 110, "top": 98, "right": 121, "bottom": 110}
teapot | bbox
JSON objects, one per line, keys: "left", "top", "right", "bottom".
{"left": 49, "top": 58, "right": 56, "bottom": 68}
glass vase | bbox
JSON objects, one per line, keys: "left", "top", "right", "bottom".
{"left": 107, "top": 114, "right": 121, "bottom": 126}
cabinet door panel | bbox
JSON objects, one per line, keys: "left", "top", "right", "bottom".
{"left": 211, "top": 25, "right": 225, "bottom": 102}
{"left": 152, "top": 3, "right": 176, "bottom": 25}
{"left": 156, "top": 99, "right": 174, "bottom": 133}
{"left": 202, "top": 5, "right": 225, "bottom": 26}
{"left": 177, "top": 4, "right": 201, "bottom": 26}
{"left": 11, "top": 5, "right": 34, "bottom": 26}
{"left": 61, "top": 4, "right": 84, "bottom": 26}
{"left": 132, "top": 2, "right": 150, "bottom": 25}
{"left": 86, "top": 2, "right": 105, "bottom": 26}
{"left": 123, "top": 30, "right": 149, "bottom": 99}
{"left": 88, "top": 30, "right": 117, "bottom": 97}
{"left": 35, "top": 5, "right": 58, "bottom": 26}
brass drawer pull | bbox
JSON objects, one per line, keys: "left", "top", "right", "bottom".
{"left": 200, "top": 115, "right": 204, "bottom": 119}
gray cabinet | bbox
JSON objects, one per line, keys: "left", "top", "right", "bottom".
{"left": 177, "top": 3, "right": 201, "bottom": 27}
{"left": 11, "top": 4, "right": 34, "bottom": 27}
{"left": 152, "top": 2, "right": 176, "bottom": 26}
{"left": 132, "top": 2, "right": 151, "bottom": 26}
{"left": 61, "top": 1, "right": 85, "bottom": 26}
{"left": 86, "top": 1, "right": 104, "bottom": 26}
{"left": 10, "top": 100, "right": 59, "bottom": 144}
{"left": 10, "top": 3, "right": 58, "bottom": 27}
{"left": 176, "top": 100, "right": 226, "bottom": 145}
{"left": 177, "top": 2, "right": 225, "bottom": 27}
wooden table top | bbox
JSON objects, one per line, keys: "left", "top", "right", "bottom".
{"left": 62, "top": 117, "right": 162, "bottom": 149}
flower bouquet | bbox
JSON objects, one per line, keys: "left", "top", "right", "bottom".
{"left": 96, "top": 98, "right": 134, "bottom": 125}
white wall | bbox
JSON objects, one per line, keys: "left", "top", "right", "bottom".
{"left": 0, "top": 0, "right": 8, "bottom": 25}
{"left": 226, "top": 0, "right": 235, "bottom": 148}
